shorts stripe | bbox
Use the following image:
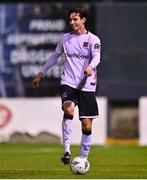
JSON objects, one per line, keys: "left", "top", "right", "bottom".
{"left": 79, "top": 115, "right": 99, "bottom": 119}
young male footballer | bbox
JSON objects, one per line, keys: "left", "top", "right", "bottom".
{"left": 32, "top": 6, "right": 101, "bottom": 164}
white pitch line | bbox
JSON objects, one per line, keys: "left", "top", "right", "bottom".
{"left": 0, "top": 148, "right": 61, "bottom": 154}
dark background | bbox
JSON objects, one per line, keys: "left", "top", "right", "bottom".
{"left": 0, "top": 1, "right": 146, "bottom": 101}
{"left": 0, "top": 0, "right": 146, "bottom": 140}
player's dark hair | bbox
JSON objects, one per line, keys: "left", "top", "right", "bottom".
{"left": 68, "top": 6, "right": 87, "bottom": 19}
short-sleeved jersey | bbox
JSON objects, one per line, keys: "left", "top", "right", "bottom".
{"left": 41, "top": 31, "right": 101, "bottom": 92}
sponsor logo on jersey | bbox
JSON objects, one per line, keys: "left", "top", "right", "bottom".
{"left": 94, "top": 43, "right": 101, "bottom": 50}
{"left": 90, "top": 82, "right": 96, "bottom": 86}
{"left": 65, "top": 53, "right": 89, "bottom": 59}
{"left": 83, "top": 42, "right": 88, "bottom": 48}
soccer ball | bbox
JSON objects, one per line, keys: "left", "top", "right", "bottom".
{"left": 70, "top": 156, "right": 90, "bottom": 175}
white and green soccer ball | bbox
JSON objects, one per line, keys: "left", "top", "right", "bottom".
{"left": 70, "top": 156, "right": 90, "bottom": 175}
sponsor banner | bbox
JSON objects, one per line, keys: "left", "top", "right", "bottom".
{"left": 0, "top": 97, "right": 107, "bottom": 145}
{"left": 0, "top": 104, "right": 12, "bottom": 128}
{"left": 1, "top": 4, "right": 95, "bottom": 97}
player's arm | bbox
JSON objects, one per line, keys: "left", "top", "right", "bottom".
{"left": 84, "top": 65, "right": 93, "bottom": 77}
{"left": 32, "top": 72, "right": 43, "bottom": 87}
{"left": 32, "top": 52, "right": 61, "bottom": 87}
{"left": 32, "top": 37, "right": 63, "bottom": 88}
{"left": 84, "top": 37, "right": 101, "bottom": 77}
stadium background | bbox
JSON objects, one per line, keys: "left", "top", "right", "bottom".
{"left": 0, "top": 0, "right": 147, "bottom": 145}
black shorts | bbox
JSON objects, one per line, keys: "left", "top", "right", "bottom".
{"left": 60, "top": 84, "right": 99, "bottom": 119}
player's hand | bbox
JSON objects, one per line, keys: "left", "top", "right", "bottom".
{"left": 32, "top": 72, "right": 43, "bottom": 88}
{"left": 84, "top": 65, "right": 93, "bottom": 77}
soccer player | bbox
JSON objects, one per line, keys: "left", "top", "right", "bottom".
{"left": 32, "top": 6, "right": 101, "bottom": 164}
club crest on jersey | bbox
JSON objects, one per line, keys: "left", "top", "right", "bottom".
{"left": 83, "top": 42, "right": 88, "bottom": 48}
{"left": 94, "top": 43, "right": 101, "bottom": 50}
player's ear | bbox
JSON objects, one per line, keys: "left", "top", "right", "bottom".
{"left": 82, "top": 17, "right": 86, "bottom": 24}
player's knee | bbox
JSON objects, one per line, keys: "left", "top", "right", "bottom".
{"left": 64, "top": 106, "right": 74, "bottom": 115}
{"left": 81, "top": 119, "right": 92, "bottom": 133}
{"left": 82, "top": 124, "right": 92, "bottom": 133}
{"left": 63, "top": 103, "right": 74, "bottom": 119}
{"left": 64, "top": 107, "right": 74, "bottom": 119}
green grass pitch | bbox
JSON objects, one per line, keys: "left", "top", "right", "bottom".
{"left": 0, "top": 144, "right": 147, "bottom": 179}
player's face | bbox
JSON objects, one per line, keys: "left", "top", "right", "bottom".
{"left": 69, "top": 13, "right": 86, "bottom": 32}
